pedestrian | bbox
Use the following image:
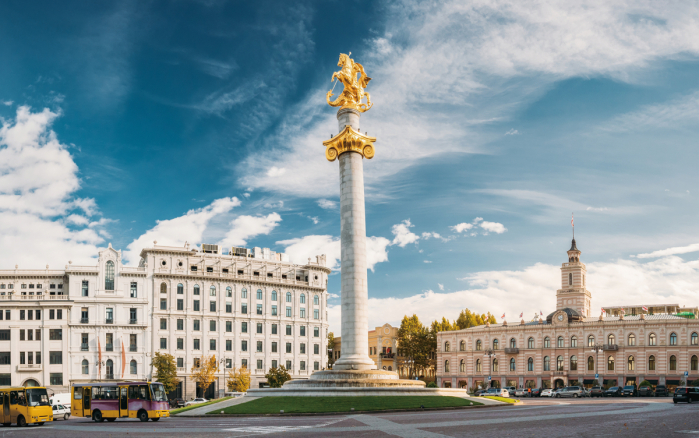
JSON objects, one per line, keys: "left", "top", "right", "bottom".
{"left": 528, "top": 387, "right": 531, "bottom": 397}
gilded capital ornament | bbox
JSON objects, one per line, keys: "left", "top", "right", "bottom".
{"left": 323, "top": 125, "right": 376, "bottom": 161}
{"left": 326, "top": 53, "right": 373, "bottom": 113}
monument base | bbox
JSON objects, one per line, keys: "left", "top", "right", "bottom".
{"left": 246, "top": 386, "right": 468, "bottom": 397}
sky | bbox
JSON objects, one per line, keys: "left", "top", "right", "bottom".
{"left": 2, "top": 0, "right": 699, "bottom": 334}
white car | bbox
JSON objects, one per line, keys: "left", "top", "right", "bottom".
{"left": 541, "top": 388, "right": 554, "bottom": 397}
{"left": 479, "top": 388, "right": 509, "bottom": 397}
{"left": 514, "top": 388, "right": 526, "bottom": 397}
{"left": 52, "top": 404, "right": 70, "bottom": 420}
{"left": 184, "top": 398, "right": 208, "bottom": 407}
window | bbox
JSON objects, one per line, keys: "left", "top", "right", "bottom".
{"left": 444, "top": 360, "right": 450, "bottom": 373}
{"left": 476, "top": 359, "right": 481, "bottom": 372}
{"left": 105, "top": 261, "right": 115, "bottom": 290}
{"left": 241, "top": 288, "right": 247, "bottom": 298}
{"left": 444, "top": 341, "right": 450, "bottom": 352}
{"left": 194, "top": 320, "right": 200, "bottom": 331}
{"left": 587, "top": 356, "right": 594, "bottom": 371}
{"left": 314, "top": 344, "right": 319, "bottom": 354}
{"left": 242, "top": 303, "right": 247, "bottom": 314}
{"left": 493, "top": 339, "right": 499, "bottom": 350}
{"left": 649, "top": 333, "right": 656, "bottom": 346}
{"left": 177, "top": 358, "right": 184, "bottom": 368}
{"left": 191, "top": 300, "right": 199, "bottom": 311}
{"left": 20, "top": 310, "right": 25, "bottom": 320}
{"left": 193, "top": 358, "right": 200, "bottom": 368}
{"left": 692, "top": 355, "right": 698, "bottom": 371}
{"left": 527, "top": 357, "right": 533, "bottom": 371}
{"left": 570, "top": 336, "right": 577, "bottom": 348}
{"left": 194, "top": 285, "right": 200, "bottom": 295}
{"left": 568, "top": 273, "right": 572, "bottom": 285}
{"left": 272, "top": 324, "right": 278, "bottom": 335}
{"left": 272, "top": 290, "right": 277, "bottom": 301}
{"left": 49, "top": 329, "right": 62, "bottom": 340}
{"left": 300, "top": 326, "right": 306, "bottom": 336}
{"left": 242, "top": 359, "right": 248, "bottom": 369}
{"left": 557, "top": 336, "right": 564, "bottom": 348}
{"left": 226, "top": 287, "right": 232, "bottom": 297}
{"left": 176, "top": 319, "right": 184, "bottom": 331}
{"left": 286, "top": 292, "right": 291, "bottom": 302}
{"left": 35, "top": 329, "right": 40, "bottom": 341}
{"left": 476, "top": 340, "right": 482, "bottom": 351}
{"left": 300, "top": 308, "right": 306, "bottom": 318}
{"left": 177, "top": 299, "right": 184, "bottom": 311}
{"left": 300, "top": 294, "right": 306, "bottom": 304}
{"left": 82, "top": 359, "right": 89, "bottom": 374}
{"left": 226, "top": 321, "right": 232, "bottom": 332}
{"left": 210, "top": 320, "right": 216, "bottom": 331}
{"left": 460, "top": 340, "right": 465, "bottom": 351}
{"left": 50, "top": 373, "right": 63, "bottom": 385}
{"left": 628, "top": 334, "right": 636, "bottom": 346}
{"left": 210, "top": 339, "right": 216, "bottom": 350}
{"left": 544, "top": 337, "right": 550, "bottom": 348}
{"left": 300, "top": 343, "right": 306, "bottom": 354}
{"left": 286, "top": 343, "right": 292, "bottom": 353}
{"left": 286, "top": 307, "right": 292, "bottom": 317}
{"left": 160, "top": 282, "right": 167, "bottom": 294}
{"left": 160, "top": 338, "right": 167, "bottom": 349}
{"left": 607, "top": 334, "right": 615, "bottom": 345}
{"left": 129, "top": 308, "right": 137, "bottom": 323}
{"left": 49, "top": 309, "right": 54, "bottom": 320}
{"left": 130, "top": 334, "right": 137, "bottom": 351}
{"left": 209, "top": 301, "right": 216, "bottom": 312}
{"left": 257, "top": 304, "right": 262, "bottom": 315}
{"left": 286, "top": 325, "right": 292, "bottom": 336}
{"left": 160, "top": 299, "right": 167, "bottom": 310}
{"left": 257, "top": 289, "right": 263, "bottom": 300}
{"left": 528, "top": 337, "right": 534, "bottom": 349}
{"left": 557, "top": 355, "right": 564, "bottom": 371}
{"left": 57, "top": 309, "right": 62, "bottom": 319}
{"left": 194, "top": 339, "right": 200, "bottom": 350}
{"left": 510, "top": 358, "right": 516, "bottom": 371}
{"left": 226, "top": 359, "right": 232, "bottom": 369}
{"left": 226, "top": 303, "right": 232, "bottom": 313}
{"left": 510, "top": 338, "right": 516, "bottom": 348}
{"left": 242, "top": 341, "right": 248, "bottom": 352}
{"left": 272, "top": 305, "right": 278, "bottom": 316}
{"left": 607, "top": 356, "right": 615, "bottom": 371}
{"left": 692, "top": 332, "right": 699, "bottom": 346}
{"left": 257, "top": 341, "right": 263, "bottom": 352}
{"left": 649, "top": 355, "right": 656, "bottom": 371}
{"left": 160, "top": 318, "right": 167, "bottom": 330}
{"left": 257, "top": 360, "right": 264, "bottom": 370}
{"left": 492, "top": 358, "right": 498, "bottom": 372}
{"left": 670, "top": 355, "right": 677, "bottom": 371}
{"left": 210, "top": 286, "right": 216, "bottom": 296}
{"left": 226, "top": 340, "right": 232, "bottom": 351}
{"left": 0, "top": 352, "right": 9, "bottom": 364}
{"left": 49, "top": 351, "right": 62, "bottom": 365}
{"left": 570, "top": 355, "right": 577, "bottom": 371}
{"left": 257, "top": 323, "right": 263, "bottom": 334}
{"left": 177, "top": 338, "right": 183, "bottom": 350}
{"left": 627, "top": 355, "right": 635, "bottom": 371}
{"left": 35, "top": 309, "right": 40, "bottom": 320}
{"left": 670, "top": 332, "right": 677, "bottom": 346}
{"left": 314, "top": 361, "right": 320, "bottom": 371}
{"left": 130, "top": 360, "right": 137, "bottom": 374}
{"left": 242, "top": 322, "right": 248, "bottom": 333}
{"left": 314, "top": 309, "right": 319, "bottom": 319}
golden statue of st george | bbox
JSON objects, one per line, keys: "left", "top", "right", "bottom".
{"left": 326, "top": 53, "right": 373, "bottom": 113}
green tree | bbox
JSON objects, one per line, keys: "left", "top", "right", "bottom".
{"left": 152, "top": 352, "right": 181, "bottom": 394}
{"left": 327, "top": 332, "right": 336, "bottom": 367}
{"left": 691, "top": 378, "right": 699, "bottom": 387}
{"left": 639, "top": 380, "right": 653, "bottom": 387}
{"left": 266, "top": 365, "right": 292, "bottom": 388}
{"left": 397, "top": 314, "right": 436, "bottom": 379}
{"left": 431, "top": 317, "right": 455, "bottom": 332}
{"left": 191, "top": 355, "right": 218, "bottom": 396}
{"left": 227, "top": 366, "right": 251, "bottom": 392}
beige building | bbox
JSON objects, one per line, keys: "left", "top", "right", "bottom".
{"left": 436, "top": 239, "right": 699, "bottom": 391}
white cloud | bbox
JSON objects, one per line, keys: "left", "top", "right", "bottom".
{"left": 2, "top": 101, "right": 12, "bottom": 106}
{"left": 438, "top": 283, "right": 444, "bottom": 291}
{"left": 220, "top": 212, "right": 282, "bottom": 248}
{"left": 277, "top": 235, "right": 390, "bottom": 272}
{"left": 505, "top": 129, "right": 519, "bottom": 135}
{"left": 636, "top": 243, "right": 699, "bottom": 259}
{"left": 317, "top": 199, "right": 337, "bottom": 210}
{"left": 266, "top": 166, "right": 286, "bottom": 177}
{"left": 421, "top": 232, "right": 442, "bottom": 240}
{"left": 451, "top": 218, "right": 507, "bottom": 235}
{"left": 603, "top": 90, "right": 699, "bottom": 132}
{"left": 479, "top": 220, "right": 507, "bottom": 234}
{"left": 451, "top": 223, "right": 474, "bottom": 233}
{"left": 423, "top": 260, "right": 432, "bottom": 264}
{"left": 123, "top": 197, "right": 240, "bottom": 264}
{"left": 392, "top": 219, "right": 419, "bottom": 247}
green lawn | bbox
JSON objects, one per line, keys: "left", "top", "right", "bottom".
{"left": 170, "top": 397, "right": 233, "bottom": 415}
{"left": 209, "top": 396, "right": 482, "bottom": 415}
{"left": 483, "top": 396, "right": 519, "bottom": 403}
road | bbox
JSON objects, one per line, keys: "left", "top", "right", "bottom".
{"left": 4, "top": 397, "right": 697, "bottom": 437}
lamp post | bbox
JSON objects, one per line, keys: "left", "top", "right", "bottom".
{"left": 220, "top": 358, "right": 226, "bottom": 396}
{"left": 483, "top": 348, "right": 497, "bottom": 389}
{"left": 590, "top": 342, "right": 604, "bottom": 387}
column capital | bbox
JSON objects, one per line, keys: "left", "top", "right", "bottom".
{"left": 323, "top": 125, "right": 376, "bottom": 161}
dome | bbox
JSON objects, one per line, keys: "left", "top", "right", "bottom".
{"left": 546, "top": 308, "right": 584, "bottom": 324}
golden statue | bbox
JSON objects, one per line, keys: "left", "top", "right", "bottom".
{"left": 326, "top": 53, "right": 373, "bottom": 113}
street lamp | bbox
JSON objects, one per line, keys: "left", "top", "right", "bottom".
{"left": 590, "top": 342, "right": 604, "bottom": 387}
{"left": 483, "top": 348, "right": 497, "bottom": 389}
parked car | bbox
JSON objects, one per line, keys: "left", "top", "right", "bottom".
{"left": 673, "top": 387, "right": 699, "bottom": 404}
{"left": 589, "top": 386, "right": 604, "bottom": 397}
{"left": 474, "top": 389, "right": 487, "bottom": 396}
{"left": 169, "top": 398, "right": 185, "bottom": 408}
{"left": 184, "top": 398, "right": 208, "bottom": 407}
{"left": 514, "top": 388, "right": 526, "bottom": 397}
{"left": 49, "top": 393, "right": 71, "bottom": 410}
{"left": 530, "top": 388, "right": 542, "bottom": 397}
{"left": 480, "top": 388, "right": 509, "bottom": 397}
{"left": 604, "top": 386, "right": 622, "bottom": 397}
{"left": 51, "top": 404, "right": 70, "bottom": 421}
{"left": 555, "top": 386, "right": 585, "bottom": 398}
{"left": 505, "top": 386, "right": 516, "bottom": 395}
{"left": 655, "top": 385, "right": 670, "bottom": 397}
{"left": 622, "top": 385, "right": 638, "bottom": 397}
{"left": 552, "top": 388, "right": 565, "bottom": 397}
{"left": 541, "top": 388, "right": 554, "bottom": 397}
{"left": 638, "top": 386, "right": 654, "bottom": 397}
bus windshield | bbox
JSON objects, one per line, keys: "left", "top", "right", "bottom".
{"left": 27, "top": 388, "right": 50, "bottom": 406}
{"left": 150, "top": 383, "right": 167, "bottom": 402}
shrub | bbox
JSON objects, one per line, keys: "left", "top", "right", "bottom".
{"left": 426, "top": 382, "right": 438, "bottom": 388}
{"left": 639, "top": 380, "right": 653, "bottom": 387}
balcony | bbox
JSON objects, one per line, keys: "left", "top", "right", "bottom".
{"left": 17, "top": 364, "right": 42, "bottom": 372}
{"left": 106, "top": 344, "right": 113, "bottom": 352}
{"left": 105, "top": 318, "right": 113, "bottom": 324}
{"left": 602, "top": 344, "right": 618, "bottom": 351}
{"left": 380, "top": 353, "right": 395, "bottom": 359}
{"left": 80, "top": 318, "right": 89, "bottom": 323}
{"left": 81, "top": 343, "right": 89, "bottom": 351}
{"left": 130, "top": 345, "right": 137, "bottom": 352}
{"left": 553, "top": 371, "right": 566, "bottom": 376}
{"left": 504, "top": 348, "right": 520, "bottom": 354}
{"left": 129, "top": 319, "right": 137, "bottom": 324}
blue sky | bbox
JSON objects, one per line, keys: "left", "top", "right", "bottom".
{"left": 2, "top": 1, "right": 699, "bottom": 332}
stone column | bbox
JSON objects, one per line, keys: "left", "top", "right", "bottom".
{"left": 332, "top": 108, "right": 376, "bottom": 371}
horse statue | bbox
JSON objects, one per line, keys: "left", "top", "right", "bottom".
{"left": 326, "top": 53, "right": 373, "bottom": 113}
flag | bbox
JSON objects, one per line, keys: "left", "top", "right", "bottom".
{"left": 621, "top": 308, "right": 626, "bottom": 315}
{"left": 601, "top": 307, "right": 606, "bottom": 315}
{"left": 642, "top": 306, "right": 648, "bottom": 312}
{"left": 121, "top": 338, "right": 126, "bottom": 379}
{"left": 540, "top": 310, "right": 543, "bottom": 315}
{"left": 98, "top": 338, "right": 102, "bottom": 377}
{"left": 501, "top": 313, "right": 505, "bottom": 319}
{"left": 519, "top": 312, "right": 523, "bottom": 318}
{"left": 571, "top": 213, "right": 574, "bottom": 228}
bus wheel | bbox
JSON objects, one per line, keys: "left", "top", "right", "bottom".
{"left": 151, "top": 418, "right": 160, "bottom": 422}
{"left": 17, "top": 416, "right": 27, "bottom": 427}
{"left": 93, "top": 410, "right": 104, "bottom": 422}
{"left": 138, "top": 410, "right": 149, "bottom": 422}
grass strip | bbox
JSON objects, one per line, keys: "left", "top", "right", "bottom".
{"left": 482, "top": 396, "right": 519, "bottom": 403}
{"left": 209, "top": 396, "right": 482, "bottom": 415}
{"left": 171, "top": 397, "right": 233, "bottom": 415}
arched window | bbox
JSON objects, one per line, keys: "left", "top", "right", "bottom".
{"left": 460, "top": 359, "right": 465, "bottom": 372}
{"left": 314, "top": 295, "right": 319, "bottom": 305}
{"left": 510, "top": 358, "right": 516, "bottom": 371}
{"left": 588, "top": 335, "right": 595, "bottom": 347}
{"left": 194, "top": 284, "right": 200, "bottom": 295}
{"left": 475, "top": 340, "right": 482, "bottom": 351}
{"left": 493, "top": 339, "right": 499, "bottom": 350}
{"left": 177, "top": 284, "right": 184, "bottom": 294}
{"left": 557, "top": 356, "right": 564, "bottom": 371}
{"left": 692, "top": 355, "right": 698, "bottom": 371}
{"left": 444, "top": 341, "right": 450, "bottom": 352}
{"left": 628, "top": 356, "right": 635, "bottom": 371}
{"left": 670, "top": 355, "right": 677, "bottom": 371}
{"left": 570, "top": 355, "right": 577, "bottom": 371}
{"left": 106, "top": 359, "right": 113, "bottom": 376}
{"left": 286, "top": 292, "right": 292, "bottom": 302}
{"left": 527, "top": 357, "right": 533, "bottom": 371}
{"left": 82, "top": 359, "right": 89, "bottom": 375}
{"left": 444, "top": 360, "right": 450, "bottom": 373}
{"left": 692, "top": 332, "right": 698, "bottom": 346}
{"left": 160, "top": 282, "right": 167, "bottom": 294}
{"left": 210, "top": 286, "right": 216, "bottom": 296}
{"left": 271, "top": 290, "right": 277, "bottom": 301}
{"left": 257, "top": 289, "right": 263, "bottom": 300}
{"left": 543, "top": 356, "right": 550, "bottom": 371}
{"left": 628, "top": 334, "right": 635, "bottom": 346}
{"left": 568, "top": 273, "right": 572, "bottom": 285}
{"left": 130, "top": 360, "right": 137, "bottom": 375}
{"left": 557, "top": 336, "right": 564, "bottom": 348}
{"left": 587, "top": 356, "right": 594, "bottom": 371}
{"left": 241, "top": 288, "right": 247, "bottom": 298}
{"left": 607, "top": 334, "right": 615, "bottom": 345}
{"left": 570, "top": 336, "right": 577, "bottom": 348}
{"left": 459, "top": 340, "right": 465, "bottom": 351}
{"left": 670, "top": 332, "right": 677, "bottom": 346}
{"left": 649, "top": 333, "right": 656, "bottom": 346}
{"left": 300, "top": 293, "right": 306, "bottom": 304}
{"left": 607, "top": 356, "right": 615, "bottom": 371}
{"left": 648, "top": 355, "right": 656, "bottom": 371}
{"left": 492, "top": 358, "right": 499, "bottom": 372}
{"left": 226, "top": 287, "right": 232, "bottom": 297}
{"left": 510, "top": 338, "right": 516, "bottom": 348}
{"left": 105, "top": 261, "right": 115, "bottom": 290}
{"left": 528, "top": 337, "right": 534, "bottom": 349}
{"left": 476, "top": 359, "right": 481, "bottom": 372}
{"left": 544, "top": 337, "right": 550, "bottom": 348}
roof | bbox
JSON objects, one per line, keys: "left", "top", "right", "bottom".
{"left": 546, "top": 308, "right": 584, "bottom": 323}
{"left": 584, "top": 314, "right": 689, "bottom": 322}
{"left": 569, "top": 239, "right": 579, "bottom": 251}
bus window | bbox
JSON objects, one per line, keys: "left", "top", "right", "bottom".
{"left": 10, "top": 391, "right": 18, "bottom": 405}
{"left": 73, "top": 387, "right": 82, "bottom": 400}
{"left": 150, "top": 383, "right": 167, "bottom": 402}
{"left": 27, "top": 388, "right": 49, "bottom": 406}
{"left": 128, "top": 386, "right": 139, "bottom": 399}
{"left": 17, "top": 391, "right": 26, "bottom": 406}
{"left": 139, "top": 385, "right": 149, "bottom": 400}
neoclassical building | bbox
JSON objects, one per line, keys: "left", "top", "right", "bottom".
{"left": 0, "top": 242, "right": 330, "bottom": 398}
{"left": 436, "top": 239, "right": 699, "bottom": 391}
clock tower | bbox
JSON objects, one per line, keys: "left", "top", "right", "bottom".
{"left": 556, "top": 239, "right": 591, "bottom": 317}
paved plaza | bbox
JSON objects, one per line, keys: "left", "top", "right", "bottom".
{"left": 6, "top": 398, "right": 698, "bottom": 437}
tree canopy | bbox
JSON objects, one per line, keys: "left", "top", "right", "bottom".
{"left": 227, "top": 366, "right": 251, "bottom": 392}
{"left": 191, "top": 355, "right": 218, "bottom": 394}
{"left": 397, "top": 314, "right": 436, "bottom": 379}
{"left": 431, "top": 308, "right": 497, "bottom": 333}
{"left": 266, "top": 365, "right": 292, "bottom": 388}
{"left": 327, "top": 332, "right": 336, "bottom": 367}
{"left": 152, "top": 352, "right": 181, "bottom": 394}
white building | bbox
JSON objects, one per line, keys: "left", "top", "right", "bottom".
{"left": 0, "top": 243, "right": 330, "bottom": 398}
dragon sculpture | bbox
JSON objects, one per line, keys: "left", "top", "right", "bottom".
{"left": 326, "top": 53, "right": 373, "bottom": 112}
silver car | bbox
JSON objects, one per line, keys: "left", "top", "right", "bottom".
{"left": 555, "top": 386, "right": 586, "bottom": 398}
